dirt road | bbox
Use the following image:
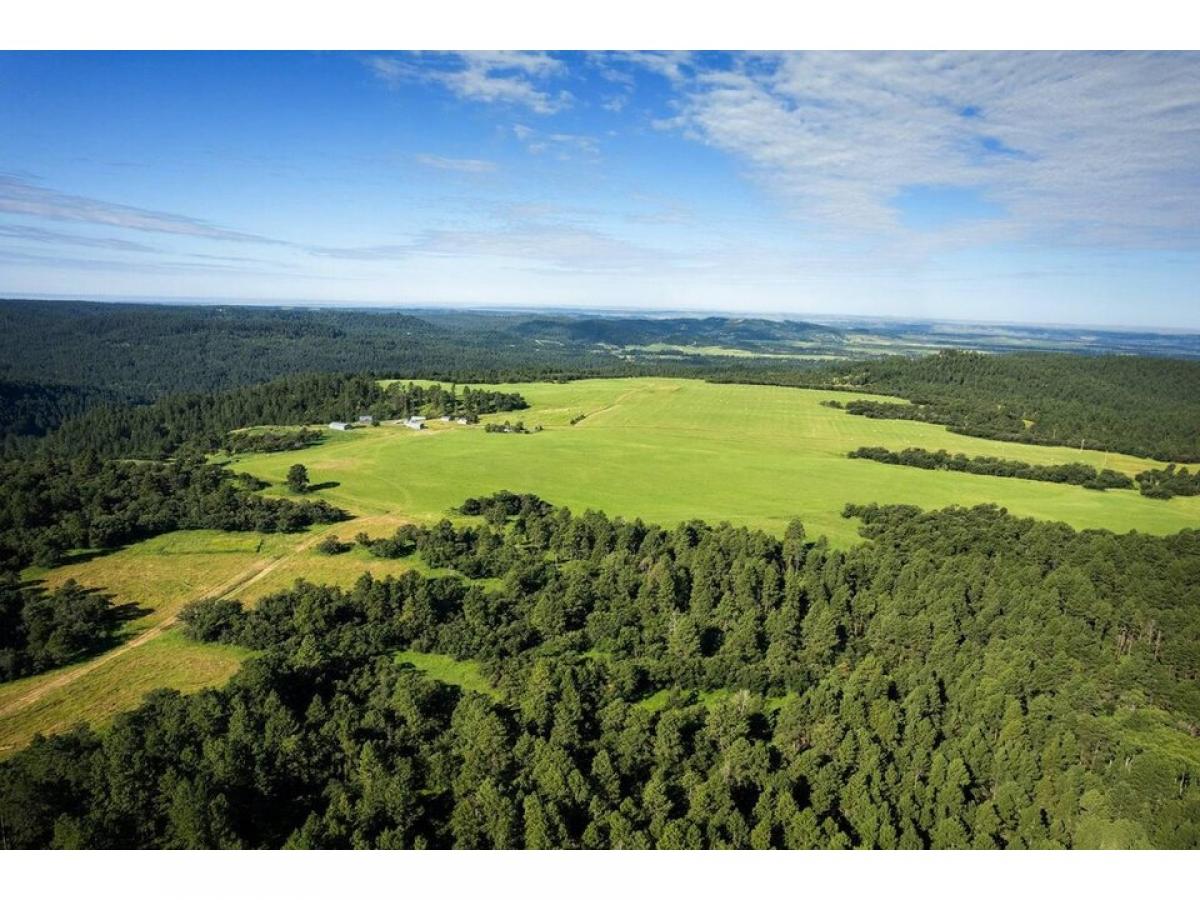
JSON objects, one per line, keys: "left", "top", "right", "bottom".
{"left": 0, "top": 527, "right": 331, "bottom": 722}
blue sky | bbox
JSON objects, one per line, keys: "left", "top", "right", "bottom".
{"left": 1, "top": 50, "right": 1198, "bottom": 327}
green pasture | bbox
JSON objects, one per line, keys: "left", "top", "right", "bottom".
{"left": 231, "top": 378, "right": 1200, "bottom": 547}
{"left": 0, "top": 630, "right": 251, "bottom": 757}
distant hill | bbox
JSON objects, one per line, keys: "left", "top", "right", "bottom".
{"left": 5, "top": 299, "right": 1199, "bottom": 446}
{"left": 511, "top": 315, "right": 844, "bottom": 350}
{"left": 0, "top": 381, "right": 120, "bottom": 449}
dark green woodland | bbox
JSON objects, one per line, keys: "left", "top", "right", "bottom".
{"left": 1, "top": 497, "right": 1197, "bottom": 848}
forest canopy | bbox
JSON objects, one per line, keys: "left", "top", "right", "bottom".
{"left": 2, "top": 496, "right": 1197, "bottom": 849}
{"left": 834, "top": 352, "right": 1200, "bottom": 461}
{"left": 716, "top": 351, "right": 1200, "bottom": 462}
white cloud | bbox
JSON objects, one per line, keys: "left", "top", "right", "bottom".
{"left": 613, "top": 51, "right": 695, "bottom": 85}
{"left": 368, "top": 52, "right": 571, "bottom": 115}
{"left": 0, "top": 174, "right": 284, "bottom": 244}
{"left": 0, "top": 222, "right": 156, "bottom": 253}
{"left": 414, "top": 154, "right": 497, "bottom": 174}
{"left": 311, "top": 222, "right": 674, "bottom": 273}
{"left": 659, "top": 52, "right": 1200, "bottom": 247}
{"left": 510, "top": 124, "right": 599, "bottom": 159}
{"left": 456, "top": 51, "right": 562, "bottom": 78}
{"left": 0, "top": 247, "right": 292, "bottom": 277}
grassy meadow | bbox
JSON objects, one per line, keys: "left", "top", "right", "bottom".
{"left": 4, "top": 376, "right": 1197, "bottom": 757}
{"left": 393, "top": 650, "right": 502, "bottom": 700}
{"left": 0, "top": 630, "right": 252, "bottom": 756}
{"left": 233, "top": 377, "right": 1200, "bottom": 546}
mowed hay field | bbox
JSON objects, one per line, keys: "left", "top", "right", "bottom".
{"left": 234, "top": 377, "right": 1200, "bottom": 546}
{"left": 4, "top": 376, "right": 1197, "bottom": 757}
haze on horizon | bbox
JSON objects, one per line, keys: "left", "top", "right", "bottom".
{"left": 1, "top": 51, "right": 1198, "bottom": 328}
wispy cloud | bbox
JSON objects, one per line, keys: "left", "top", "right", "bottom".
{"left": 605, "top": 51, "right": 695, "bottom": 85}
{"left": 0, "top": 174, "right": 286, "bottom": 245}
{"left": 655, "top": 52, "right": 1200, "bottom": 247}
{"left": 414, "top": 154, "right": 497, "bottom": 174}
{"left": 510, "top": 124, "right": 599, "bottom": 158}
{"left": 0, "top": 222, "right": 157, "bottom": 253}
{"left": 368, "top": 52, "right": 572, "bottom": 115}
{"left": 311, "top": 222, "right": 676, "bottom": 273}
{"left": 0, "top": 247, "right": 295, "bottom": 276}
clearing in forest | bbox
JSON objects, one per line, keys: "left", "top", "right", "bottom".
{"left": 236, "top": 377, "right": 1200, "bottom": 545}
{"left": 5, "top": 377, "right": 1197, "bottom": 757}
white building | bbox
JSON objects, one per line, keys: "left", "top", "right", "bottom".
{"left": 329, "top": 421, "right": 349, "bottom": 431}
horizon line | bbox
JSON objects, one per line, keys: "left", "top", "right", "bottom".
{"left": 3, "top": 292, "right": 1200, "bottom": 337}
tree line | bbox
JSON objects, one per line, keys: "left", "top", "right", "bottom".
{"left": 847, "top": 446, "right": 1134, "bottom": 490}
{"left": 224, "top": 428, "right": 325, "bottom": 456}
{"left": 10, "top": 301, "right": 1198, "bottom": 465}
{"left": 1135, "top": 465, "right": 1200, "bottom": 500}
{"left": 33, "top": 375, "right": 528, "bottom": 462}
{"left": 3, "top": 495, "right": 1196, "bottom": 848}
{"left": 0, "top": 454, "right": 346, "bottom": 572}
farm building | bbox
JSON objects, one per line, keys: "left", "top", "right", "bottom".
{"left": 358, "top": 415, "right": 374, "bottom": 425}
{"left": 329, "top": 421, "right": 349, "bottom": 431}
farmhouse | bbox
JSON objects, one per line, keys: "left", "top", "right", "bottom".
{"left": 329, "top": 421, "right": 349, "bottom": 431}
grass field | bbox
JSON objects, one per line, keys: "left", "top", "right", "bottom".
{"left": 4, "top": 376, "right": 1196, "bottom": 758}
{"left": 28, "top": 530, "right": 301, "bottom": 628}
{"left": 637, "top": 687, "right": 792, "bottom": 712}
{"left": 0, "top": 630, "right": 251, "bottom": 755}
{"left": 232, "top": 378, "right": 1200, "bottom": 547}
{"left": 393, "top": 650, "right": 501, "bottom": 699}
{"left": 625, "top": 343, "right": 826, "bottom": 361}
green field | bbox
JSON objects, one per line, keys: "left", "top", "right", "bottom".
{"left": 231, "top": 377, "right": 1200, "bottom": 547}
{"left": 0, "top": 630, "right": 252, "bottom": 756}
{"left": 393, "top": 650, "right": 501, "bottom": 699}
{"left": 1, "top": 529, "right": 302, "bottom": 754}
{"left": 636, "top": 686, "right": 792, "bottom": 713}
{"left": 4, "top": 375, "right": 1197, "bottom": 757}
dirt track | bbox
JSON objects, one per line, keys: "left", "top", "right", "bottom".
{"left": 0, "top": 528, "right": 332, "bottom": 723}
